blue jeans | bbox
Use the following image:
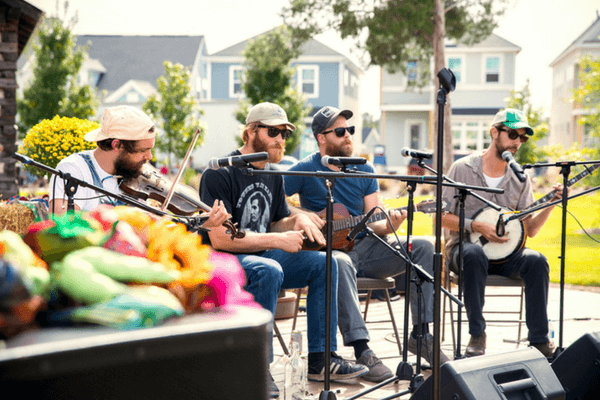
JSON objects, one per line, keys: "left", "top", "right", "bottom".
{"left": 236, "top": 250, "right": 338, "bottom": 361}
{"left": 452, "top": 242, "right": 550, "bottom": 344}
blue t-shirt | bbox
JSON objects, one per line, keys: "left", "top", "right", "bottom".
{"left": 284, "top": 152, "right": 378, "bottom": 219}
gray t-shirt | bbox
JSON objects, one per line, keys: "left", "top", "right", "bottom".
{"left": 441, "top": 151, "right": 534, "bottom": 255}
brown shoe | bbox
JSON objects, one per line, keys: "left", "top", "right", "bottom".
{"left": 465, "top": 333, "right": 486, "bottom": 357}
{"left": 531, "top": 341, "right": 556, "bottom": 358}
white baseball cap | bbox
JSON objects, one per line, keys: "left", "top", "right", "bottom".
{"left": 85, "top": 106, "right": 155, "bottom": 142}
{"left": 246, "top": 102, "right": 296, "bottom": 131}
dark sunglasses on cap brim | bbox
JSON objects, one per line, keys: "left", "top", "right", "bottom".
{"left": 321, "top": 126, "right": 355, "bottom": 137}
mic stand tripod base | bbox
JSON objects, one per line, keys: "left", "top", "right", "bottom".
{"left": 395, "top": 360, "right": 414, "bottom": 381}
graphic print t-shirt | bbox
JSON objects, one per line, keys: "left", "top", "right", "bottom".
{"left": 199, "top": 150, "right": 290, "bottom": 249}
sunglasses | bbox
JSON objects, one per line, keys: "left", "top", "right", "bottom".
{"left": 257, "top": 125, "right": 292, "bottom": 140}
{"left": 321, "top": 126, "right": 355, "bottom": 137}
{"left": 500, "top": 127, "right": 529, "bottom": 143}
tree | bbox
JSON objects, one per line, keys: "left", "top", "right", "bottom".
{"left": 572, "top": 55, "right": 600, "bottom": 186}
{"left": 234, "top": 26, "right": 311, "bottom": 155}
{"left": 505, "top": 80, "right": 549, "bottom": 165}
{"left": 282, "top": 0, "right": 508, "bottom": 172}
{"left": 143, "top": 61, "right": 205, "bottom": 167}
{"left": 17, "top": 5, "right": 98, "bottom": 137}
{"left": 362, "top": 112, "right": 379, "bottom": 129}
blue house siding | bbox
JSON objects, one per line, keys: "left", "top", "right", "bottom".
{"left": 211, "top": 63, "right": 237, "bottom": 99}
{"left": 291, "top": 62, "right": 340, "bottom": 111}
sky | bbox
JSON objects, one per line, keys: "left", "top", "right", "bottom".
{"left": 27, "top": 0, "right": 600, "bottom": 118}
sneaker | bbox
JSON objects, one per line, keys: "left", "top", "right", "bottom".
{"left": 308, "top": 353, "right": 369, "bottom": 382}
{"left": 268, "top": 372, "right": 279, "bottom": 398}
{"left": 531, "top": 341, "right": 556, "bottom": 358}
{"left": 465, "top": 333, "right": 486, "bottom": 357}
{"left": 407, "top": 332, "right": 450, "bottom": 365}
{"left": 356, "top": 349, "right": 394, "bottom": 382}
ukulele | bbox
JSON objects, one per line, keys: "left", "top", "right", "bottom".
{"left": 302, "top": 199, "right": 439, "bottom": 252}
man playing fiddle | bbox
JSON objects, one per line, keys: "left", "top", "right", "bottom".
{"left": 49, "top": 105, "right": 227, "bottom": 227}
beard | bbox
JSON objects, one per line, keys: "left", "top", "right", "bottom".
{"left": 493, "top": 136, "right": 518, "bottom": 159}
{"left": 114, "top": 153, "right": 145, "bottom": 180}
{"left": 325, "top": 139, "right": 353, "bottom": 157}
{"left": 251, "top": 133, "right": 284, "bottom": 164}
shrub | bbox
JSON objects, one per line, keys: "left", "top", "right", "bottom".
{"left": 19, "top": 116, "right": 99, "bottom": 177}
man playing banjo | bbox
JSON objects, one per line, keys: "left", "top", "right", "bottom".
{"left": 441, "top": 108, "right": 565, "bottom": 358}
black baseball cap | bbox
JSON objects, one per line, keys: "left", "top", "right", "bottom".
{"left": 311, "top": 106, "right": 353, "bottom": 139}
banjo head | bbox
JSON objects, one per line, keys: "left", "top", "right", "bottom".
{"left": 469, "top": 206, "right": 525, "bottom": 262}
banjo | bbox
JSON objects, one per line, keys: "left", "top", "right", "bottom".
{"left": 469, "top": 162, "right": 600, "bottom": 262}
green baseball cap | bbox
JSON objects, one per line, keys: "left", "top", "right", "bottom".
{"left": 491, "top": 108, "right": 534, "bottom": 136}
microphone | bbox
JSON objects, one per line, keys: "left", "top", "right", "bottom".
{"left": 347, "top": 207, "right": 377, "bottom": 242}
{"left": 321, "top": 156, "right": 367, "bottom": 167}
{"left": 501, "top": 151, "right": 526, "bottom": 183}
{"left": 207, "top": 152, "right": 269, "bottom": 169}
{"left": 401, "top": 147, "right": 433, "bottom": 160}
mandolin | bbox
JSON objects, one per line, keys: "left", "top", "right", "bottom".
{"left": 302, "top": 199, "right": 439, "bottom": 252}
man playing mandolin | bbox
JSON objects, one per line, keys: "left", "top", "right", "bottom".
{"left": 441, "top": 108, "right": 565, "bottom": 358}
{"left": 284, "top": 106, "right": 448, "bottom": 381}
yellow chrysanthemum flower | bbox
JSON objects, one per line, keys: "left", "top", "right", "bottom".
{"left": 19, "top": 116, "right": 100, "bottom": 178}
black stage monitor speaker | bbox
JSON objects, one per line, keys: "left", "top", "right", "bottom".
{"left": 411, "top": 347, "right": 565, "bottom": 400}
{"left": 0, "top": 306, "right": 271, "bottom": 400}
{"left": 551, "top": 331, "right": 600, "bottom": 400}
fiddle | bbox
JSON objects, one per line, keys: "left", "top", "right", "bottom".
{"left": 120, "top": 164, "right": 245, "bottom": 239}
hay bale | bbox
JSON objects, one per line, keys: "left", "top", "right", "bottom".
{"left": 0, "top": 203, "right": 35, "bottom": 235}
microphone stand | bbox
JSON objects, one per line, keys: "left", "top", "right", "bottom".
{"left": 513, "top": 159, "right": 600, "bottom": 358}
{"left": 13, "top": 153, "right": 210, "bottom": 232}
{"left": 346, "top": 222, "right": 464, "bottom": 400}
{"left": 417, "top": 160, "right": 503, "bottom": 360}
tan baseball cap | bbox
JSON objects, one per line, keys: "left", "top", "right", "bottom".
{"left": 246, "top": 102, "right": 296, "bottom": 131}
{"left": 84, "top": 106, "right": 155, "bottom": 142}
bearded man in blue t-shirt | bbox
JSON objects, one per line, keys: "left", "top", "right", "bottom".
{"left": 285, "top": 106, "right": 449, "bottom": 381}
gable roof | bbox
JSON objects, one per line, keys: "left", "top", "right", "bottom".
{"left": 75, "top": 35, "right": 204, "bottom": 92}
{"left": 210, "top": 28, "right": 362, "bottom": 74}
{"left": 549, "top": 15, "right": 600, "bottom": 67}
{"left": 447, "top": 33, "right": 521, "bottom": 52}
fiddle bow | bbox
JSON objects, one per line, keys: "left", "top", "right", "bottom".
{"left": 120, "top": 128, "right": 245, "bottom": 239}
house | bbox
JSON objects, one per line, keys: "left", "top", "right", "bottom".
{"left": 549, "top": 13, "right": 600, "bottom": 148}
{"left": 18, "top": 31, "right": 362, "bottom": 169}
{"left": 379, "top": 33, "right": 521, "bottom": 172}
{"left": 195, "top": 31, "right": 363, "bottom": 165}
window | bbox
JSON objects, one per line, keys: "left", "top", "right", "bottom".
{"left": 298, "top": 65, "right": 319, "bottom": 98}
{"left": 229, "top": 66, "right": 244, "bottom": 98}
{"left": 410, "top": 124, "right": 420, "bottom": 149}
{"left": 485, "top": 57, "right": 500, "bottom": 83}
{"left": 448, "top": 57, "right": 462, "bottom": 83}
{"left": 406, "top": 61, "right": 417, "bottom": 82}
{"left": 88, "top": 71, "right": 101, "bottom": 87}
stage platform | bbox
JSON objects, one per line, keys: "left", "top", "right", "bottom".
{"left": 272, "top": 282, "right": 600, "bottom": 399}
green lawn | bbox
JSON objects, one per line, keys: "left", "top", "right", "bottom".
{"left": 384, "top": 191, "right": 600, "bottom": 287}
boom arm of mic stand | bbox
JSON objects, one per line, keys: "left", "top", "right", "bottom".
{"left": 418, "top": 161, "right": 504, "bottom": 211}
{"left": 14, "top": 153, "right": 194, "bottom": 224}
